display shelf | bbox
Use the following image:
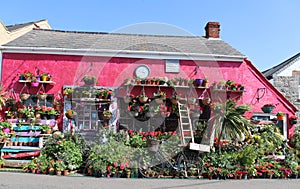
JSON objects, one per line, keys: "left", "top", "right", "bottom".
{"left": 124, "top": 83, "right": 208, "bottom": 89}
{"left": 18, "top": 80, "right": 56, "bottom": 85}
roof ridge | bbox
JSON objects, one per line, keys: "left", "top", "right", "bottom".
{"left": 6, "top": 19, "right": 47, "bottom": 27}
{"left": 33, "top": 28, "right": 204, "bottom": 38}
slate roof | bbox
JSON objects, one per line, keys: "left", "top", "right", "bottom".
{"left": 3, "top": 29, "right": 245, "bottom": 58}
{"left": 5, "top": 19, "right": 47, "bottom": 32}
{"left": 262, "top": 52, "right": 300, "bottom": 80}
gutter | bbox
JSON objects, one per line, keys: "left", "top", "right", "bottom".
{"left": 0, "top": 46, "right": 246, "bottom": 62}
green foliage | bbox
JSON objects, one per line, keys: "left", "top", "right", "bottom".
{"left": 42, "top": 135, "right": 83, "bottom": 171}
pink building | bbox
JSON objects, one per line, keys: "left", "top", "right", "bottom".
{"left": 0, "top": 22, "right": 297, "bottom": 139}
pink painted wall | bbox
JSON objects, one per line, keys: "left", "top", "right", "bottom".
{"left": 1, "top": 53, "right": 297, "bottom": 138}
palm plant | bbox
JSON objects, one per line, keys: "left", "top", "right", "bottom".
{"left": 211, "top": 99, "right": 251, "bottom": 153}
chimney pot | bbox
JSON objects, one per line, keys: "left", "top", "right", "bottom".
{"left": 205, "top": 22, "right": 220, "bottom": 38}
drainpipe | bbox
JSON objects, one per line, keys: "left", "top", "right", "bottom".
{"left": 0, "top": 49, "right": 2, "bottom": 83}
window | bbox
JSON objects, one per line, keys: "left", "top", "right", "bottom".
{"left": 165, "top": 59, "right": 180, "bottom": 73}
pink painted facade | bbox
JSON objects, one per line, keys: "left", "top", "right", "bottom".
{"left": 1, "top": 53, "right": 297, "bottom": 138}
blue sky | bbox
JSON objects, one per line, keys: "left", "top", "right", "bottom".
{"left": 1, "top": 0, "right": 300, "bottom": 71}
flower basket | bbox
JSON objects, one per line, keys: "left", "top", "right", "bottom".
{"left": 261, "top": 106, "right": 274, "bottom": 113}
{"left": 65, "top": 110, "right": 77, "bottom": 119}
{"left": 290, "top": 119, "right": 297, "bottom": 125}
{"left": 20, "top": 93, "right": 30, "bottom": 101}
{"left": 38, "top": 94, "right": 48, "bottom": 100}
{"left": 147, "top": 138, "right": 161, "bottom": 152}
{"left": 139, "top": 96, "right": 148, "bottom": 103}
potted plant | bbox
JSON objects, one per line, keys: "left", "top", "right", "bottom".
{"left": 202, "top": 78, "right": 209, "bottom": 87}
{"left": 65, "top": 109, "right": 77, "bottom": 119}
{"left": 289, "top": 115, "right": 298, "bottom": 125}
{"left": 123, "top": 77, "right": 131, "bottom": 85}
{"left": 37, "top": 91, "right": 48, "bottom": 100}
{"left": 171, "top": 94, "right": 179, "bottom": 105}
{"left": 54, "top": 160, "right": 66, "bottom": 175}
{"left": 63, "top": 88, "right": 74, "bottom": 100}
{"left": 24, "top": 70, "right": 33, "bottom": 81}
{"left": 0, "top": 130, "right": 9, "bottom": 143}
{"left": 138, "top": 93, "right": 148, "bottom": 103}
{"left": 30, "top": 76, "right": 40, "bottom": 87}
{"left": 53, "top": 100, "right": 61, "bottom": 111}
{"left": 41, "top": 72, "right": 49, "bottom": 81}
{"left": 153, "top": 91, "right": 166, "bottom": 104}
{"left": 276, "top": 112, "right": 285, "bottom": 120}
{"left": 0, "top": 158, "right": 4, "bottom": 169}
{"left": 20, "top": 93, "right": 31, "bottom": 101}
{"left": 40, "top": 124, "right": 51, "bottom": 134}
{"left": 0, "top": 121, "right": 13, "bottom": 133}
{"left": 103, "top": 110, "right": 112, "bottom": 120}
{"left": 82, "top": 75, "right": 97, "bottom": 85}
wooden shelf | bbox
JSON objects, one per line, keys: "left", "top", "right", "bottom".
{"left": 18, "top": 80, "right": 56, "bottom": 85}
{"left": 125, "top": 84, "right": 208, "bottom": 89}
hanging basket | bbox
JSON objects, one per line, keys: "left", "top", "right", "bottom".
{"left": 139, "top": 96, "right": 148, "bottom": 103}
{"left": 290, "top": 119, "right": 297, "bottom": 125}
{"left": 147, "top": 138, "right": 161, "bottom": 152}
{"left": 261, "top": 106, "right": 274, "bottom": 113}
{"left": 38, "top": 94, "right": 48, "bottom": 100}
{"left": 20, "top": 93, "right": 30, "bottom": 101}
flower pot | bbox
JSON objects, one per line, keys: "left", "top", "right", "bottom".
{"left": 41, "top": 76, "right": 48, "bottom": 81}
{"left": 194, "top": 79, "right": 203, "bottom": 86}
{"left": 31, "top": 82, "right": 39, "bottom": 87}
{"left": 147, "top": 138, "right": 160, "bottom": 152}
{"left": 202, "top": 81, "right": 209, "bottom": 87}
{"left": 63, "top": 170, "right": 69, "bottom": 176}
{"left": 56, "top": 170, "right": 62, "bottom": 176}
{"left": 48, "top": 114, "right": 55, "bottom": 120}
{"left": 19, "top": 75, "right": 25, "bottom": 80}
{"left": 171, "top": 98, "right": 178, "bottom": 105}
{"left": 41, "top": 114, "right": 48, "bottom": 120}
{"left": 290, "top": 119, "right": 297, "bottom": 125}
{"left": 277, "top": 115, "right": 284, "bottom": 120}
{"left": 2, "top": 128, "right": 10, "bottom": 133}
{"left": 261, "top": 106, "right": 274, "bottom": 113}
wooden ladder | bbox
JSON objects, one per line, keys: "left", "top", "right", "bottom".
{"left": 178, "top": 98, "right": 194, "bottom": 146}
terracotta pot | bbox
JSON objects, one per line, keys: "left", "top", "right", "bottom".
{"left": 56, "top": 170, "right": 62, "bottom": 176}
{"left": 277, "top": 115, "right": 284, "bottom": 120}
{"left": 63, "top": 170, "right": 69, "bottom": 176}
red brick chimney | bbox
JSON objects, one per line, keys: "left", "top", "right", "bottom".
{"left": 205, "top": 22, "right": 220, "bottom": 38}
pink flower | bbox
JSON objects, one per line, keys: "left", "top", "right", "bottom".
{"left": 120, "top": 164, "right": 125, "bottom": 170}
